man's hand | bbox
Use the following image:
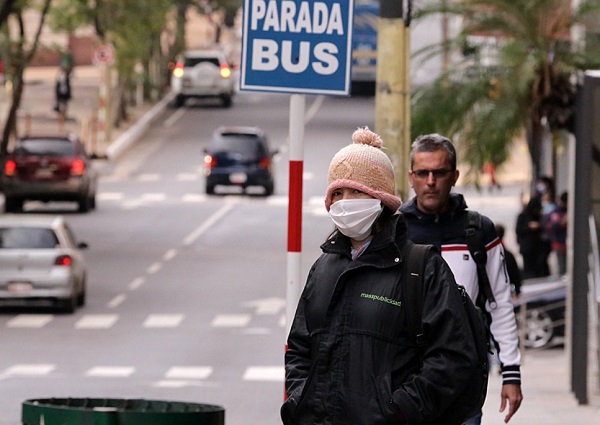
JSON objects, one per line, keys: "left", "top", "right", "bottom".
{"left": 499, "top": 383, "right": 523, "bottom": 423}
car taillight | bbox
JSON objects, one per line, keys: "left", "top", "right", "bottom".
{"left": 204, "top": 154, "right": 217, "bottom": 168}
{"left": 55, "top": 255, "right": 73, "bottom": 266}
{"left": 220, "top": 63, "right": 231, "bottom": 79}
{"left": 71, "top": 159, "right": 85, "bottom": 176}
{"left": 259, "top": 156, "right": 270, "bottom": 169}
{"left": 173, "top": 62, "right": 184, "bottom": 78}
{"left": 4, "top": 159, "right": 16, "bottom": 176}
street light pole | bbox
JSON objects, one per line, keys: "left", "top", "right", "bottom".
{"left": 375, "top": 0, "right": 411, "bottom": 201}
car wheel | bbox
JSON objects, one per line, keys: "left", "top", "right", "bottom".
{"left": 264, "top": 182, "right": 274, "bottom": 196}
{"left": 77, "top": 280, "right": 86, "bottom": 307}
{"left": 4, "top": 197, "right": 23, "bottom": 213}
{"left": 60, "top": 293, "right": 77, "bottom": 314}
{"left": 90, "top": 194, "right": 97, "bottom": 210}
{"left": 222, "top": 94, "right": 232, "bottom": 108}
{"left": 523, "top": 307, "right": 554, "bottom": 349}
{"left": 78, "top": 195, "right": 91, "bottom": 213}
{"left": 206, "top": 184, "right": 216, "bottom": 195}
{"left": 175, "top": 94, "right": 186, "bottom": 107}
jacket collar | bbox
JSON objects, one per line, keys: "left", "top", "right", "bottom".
{"left": 400, "top": 193, "right": 468, "bottom": 223}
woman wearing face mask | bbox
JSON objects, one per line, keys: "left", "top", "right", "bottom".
{"left": 281, "top": 127, "right": 479, "bottom": 425}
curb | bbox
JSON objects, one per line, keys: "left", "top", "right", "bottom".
{"left": 105, "top": 92, "right": 175, "bottom": 160}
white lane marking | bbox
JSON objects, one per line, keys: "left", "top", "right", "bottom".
{"left": 152, "top": 380, "right": 217, "bottom": 388}
{"left": 137, "top": 174, "right": 160, "bottom": 182}
{"left": 182, "top": 193, "right": 207, "bottom": 202}
{"left": 163, "top": 249, "right": 177, "bottom": 261}
{"left": 279, "top": 314, "right": 286, "bottom": 327}
{"left": 305, "top": 95, "right": 324, "bottom": 123}
{"left": 75, "top": 315, "right": 119, "bottom": 329}
{"left": 164, "top": 108, "right": 186, "bottom": 128}
{"left": 123, "top": 200, "right": 143, "bottom": 209}
{"left": 183, "top": 200, "right": 238, "bottom": 245}
{"left": 240, "top": 328, "right": 271, "bottom": 335}
{"left": 146, "top": 262, "right": 162, "bottom": 274}
{"left": 211, "top": 314, "right": 251, "bottom": 327}
{"left": 243, "top": 297, "right": 285, "bottom": 315}
{"left": 86, "top": 366, "right": 135, "bottom": 377}
{"left": 243, "top": 366, "right": 285, "bottom": 382}
{"left": 128, "top": 277, "right": 145, "bottom": 290}
{"left": 107, "top": 294, "right": 126, "bottom": 308}
{"left": 0, "top": 364, "right": 55, "bottom": 380}
{"left": 165, "top": 366, "right": 213, "bottom": 380}
{"left": 143, "top": 314, "right": 184, "bottom": 328}
{"left": 98, "top": 192, "right": 124, "bottom": 201}
{"left": 7, "top": 314, "right": 53, "bottom": 328}
{"left": 177, "top": 173, "right": 199, "bottom": 181}
{"left": 141, "top": 193, "right": 166, "bottom": 201}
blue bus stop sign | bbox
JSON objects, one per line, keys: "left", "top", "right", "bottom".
{"left": 240, "top": 0, "right": 354, "bottom": 96}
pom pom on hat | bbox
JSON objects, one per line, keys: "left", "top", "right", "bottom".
{"left": 325, "top": 127, "right": 402, "bottom": 212}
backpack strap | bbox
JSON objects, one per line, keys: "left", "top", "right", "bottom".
{"left": 403, "top": 242, "right": 433, "bottom": 348}
{"left": 465, "top": 210, "right": 497, "bottom": 309}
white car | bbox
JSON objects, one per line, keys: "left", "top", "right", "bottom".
{"left": 171, "top": 49, "right": 235, "bottom": 108}
{"left": 0, "top": 215, "right": 88, "bottom": 313}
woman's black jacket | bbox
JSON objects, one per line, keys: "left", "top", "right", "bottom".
{"left": 282, "top": 213, "right": 478, "bottom": 425}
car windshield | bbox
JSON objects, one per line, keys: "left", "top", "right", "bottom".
{"left": 13, "top": 139, "right": 75, "bottom": 156}
{"left": 213, "top": 136, "right": 267, "bottom": 157}
{"left": 184, "top": 57, "right": 220, "bottom": 67}
{"left": 0, "top": 227, "right": 59, "bottom": 249}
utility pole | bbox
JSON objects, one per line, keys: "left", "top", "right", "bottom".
{"left": 375, "top": 0, "right": 412, "bottom": 201}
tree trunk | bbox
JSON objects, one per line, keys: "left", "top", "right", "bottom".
{"left": 1, "top": 69, "right": 24, "bottom": 157}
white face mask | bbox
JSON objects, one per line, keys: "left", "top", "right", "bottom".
{"left": 329, "top": 199, "right": 383, "bottom": 241}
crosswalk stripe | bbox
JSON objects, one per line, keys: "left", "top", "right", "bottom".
{"left": 143, "top": 314, "right": 184, "bottom": 328}
{"left": 7, "top": 314, "right": 53, "bottom": 328}
{"left": 75, "top": 314, "right": 119, "bottom": 329}
{"left": 86, "top": 366, "right": 135, "bottom": 377}
{"left": 243, "top": 366, "right": 284, "bottom": 382}
{"left": 211, "top": 314, "right": 251, "bottom": 327}
{"left": 3, "top": 364, "right": 55, "bottom": 376}
{"left": 165, "top": 366, "right": 212, "bottom": 379}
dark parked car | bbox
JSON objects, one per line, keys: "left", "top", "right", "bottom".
{"left": 1, "top": 134, "right": 98, "bottom": 213}
{"left": 0, "top": 215, "right": 88, "bottom": 313}
{"left": 203, "top": 126, "right": 278, "bottom": 196}
{"left": 513, "top": 275, "right": 566, "bottom": 349}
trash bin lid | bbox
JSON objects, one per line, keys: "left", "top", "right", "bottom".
{"left": 22, "top": 398, "right": 225, "bottom": 425}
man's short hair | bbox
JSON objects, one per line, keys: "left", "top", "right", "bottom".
{"left": 410, "top": 134, "right": 457, "bottom": 170}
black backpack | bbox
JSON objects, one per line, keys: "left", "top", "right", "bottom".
{"left": 402, "top": 242, "right": 491, "bottom": 425}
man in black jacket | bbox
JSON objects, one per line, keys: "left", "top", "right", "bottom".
{"left": 282, "top": 127, "right": 479, "bottom": 425}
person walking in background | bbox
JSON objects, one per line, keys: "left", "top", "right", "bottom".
{"left": 54, "top": 67, "right": 71, "bottom": 117}
{"left": 516, "top": 196, "right": 550, "bottom": 279}
{"left": 282, "top": 127, "right": 479, "bottom": 425}
{"left": 546, "top": 191, "right": 568, "bottom": 275}
{"left": 495, "top": 224, "right": 522, "bottom": 300}
{"left": 400, "top": 134, "right": 523, "bottom": 424}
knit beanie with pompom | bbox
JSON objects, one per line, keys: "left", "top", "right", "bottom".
{"left": 325, "top": 127, "right": 402, "bottom": 212}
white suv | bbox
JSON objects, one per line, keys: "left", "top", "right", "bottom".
{"left": 171, "top": 49, "right": 235, "bottom": 108}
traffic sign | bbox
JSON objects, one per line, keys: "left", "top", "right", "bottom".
{"left": 93, "top": 44, "right": 115, "bottom": 66}
{"left": 240, "top": 0, "right": 354, "bottom": 96}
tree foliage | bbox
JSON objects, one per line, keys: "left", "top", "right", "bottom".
{"left": 411, "top": 0, "right": 600, "bottom": 185}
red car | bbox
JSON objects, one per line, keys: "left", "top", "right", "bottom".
{"left": 1, "top": 134, "right": 98, "bottom": 213}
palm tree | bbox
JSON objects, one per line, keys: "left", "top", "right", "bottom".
{"left": 411, "top": 0, "right": 600, "bottom": 186}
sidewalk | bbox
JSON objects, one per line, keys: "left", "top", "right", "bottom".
{"left": 2, "top": 65, "right": 600, "bottom": 425}
{"left": 0, "top": 65, "right": 162, "bottom": 161}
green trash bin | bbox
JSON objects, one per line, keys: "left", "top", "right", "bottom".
{"left": 22, "top": 398, "right": 225, "bottom": 425}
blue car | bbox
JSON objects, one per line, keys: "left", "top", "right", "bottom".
{"left": 203, "top": 127, "right": 278, "bottom": 196}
